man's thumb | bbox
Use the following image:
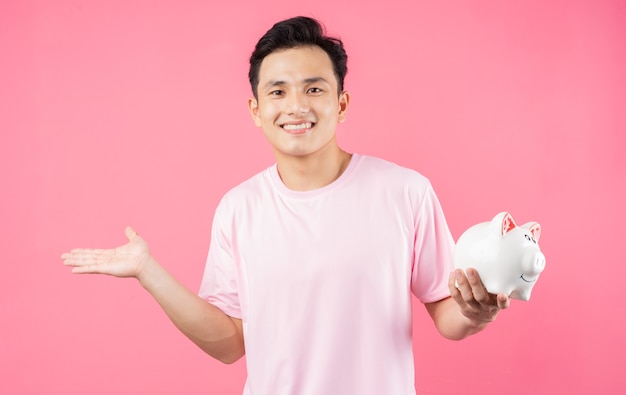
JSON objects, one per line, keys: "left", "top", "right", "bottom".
{"left": 125, "top": 226, "right": 139, "bottom": 241}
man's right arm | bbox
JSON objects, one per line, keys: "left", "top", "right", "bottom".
{"left": 137, "top": 256, "right": 245, "bottom": 363}
{"left": 62, "top": 227, "right": 245, "bottom": 364}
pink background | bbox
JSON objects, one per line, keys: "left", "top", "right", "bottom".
{"left": 2, "top": 0, "right": 625, "bottom": 394}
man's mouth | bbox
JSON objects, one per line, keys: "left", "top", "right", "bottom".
{"left": 281, "top": 122, "right": 314, "bottom": 132}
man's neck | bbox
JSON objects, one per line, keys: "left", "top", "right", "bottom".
{"left": 274, "top": 147, "right": 352, "bottom": 192}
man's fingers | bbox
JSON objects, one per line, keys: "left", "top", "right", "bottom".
{"left": 62, "top": 248, "right": 114, "bottom": 257}
{"left": 465, "top": 268, "right": 491, "bottom": 304}
{"left": 448, "top": 271, "right": 461, "bottom": 300}
{"left": 497, "top": 293, "right": 511, "bottom": 309}
{"left": 465, "top": 268, "right": 511, "bottom": 309}
{"left": 454, "top": 270, "right": 478, "bottom": 305}
{"left": 71, "top": 264, "right": 101, "bottom": 274}
{"left": 449, "top": 269, "right": 509, "bottom": 325}
{"left": 62, "top": 227, "right": 138, "bottom": 261}
{"left": 449, "top": 270, "right": 476, "bottom": 308}
{"left": 62, "top": 249, "right": 114, "bottom": 266}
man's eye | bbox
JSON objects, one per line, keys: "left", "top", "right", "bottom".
{"left": 307, "top": 87, "right": 322, "bottom": 94}
{"left": 270, "top": 90, "right": 283, "bottom": 96}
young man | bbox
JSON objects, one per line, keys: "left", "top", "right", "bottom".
{"left": 62, "top": 16, "right": 509, "bottom": 395}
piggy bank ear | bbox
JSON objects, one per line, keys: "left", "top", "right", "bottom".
{"left": 523, "top": 222, "right": 542, "bottom": 242}
{"left": 491, "top": 212, "right": 517, "bottom": 235}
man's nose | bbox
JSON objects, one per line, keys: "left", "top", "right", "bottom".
{"left": 286, "top": 91, "right": 310, "bottom": 115}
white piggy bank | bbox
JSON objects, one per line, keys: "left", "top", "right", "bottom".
{"left": 454, "top": 212, "right": 546, "bottom": 301}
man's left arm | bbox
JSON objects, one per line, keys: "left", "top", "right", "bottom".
{"left": 425, "top": 268, "right": 511, "bottom": 340}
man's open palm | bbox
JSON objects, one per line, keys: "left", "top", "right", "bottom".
{"left": 62, "top": 227, "right": 151, "bottom": 278}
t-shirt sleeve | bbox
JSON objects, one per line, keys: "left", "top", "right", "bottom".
{"left": 411, "top": 182, "right": 456, "bottom": 303}
{"left": 198, "top": 197, "right": 243, "bottom": 319}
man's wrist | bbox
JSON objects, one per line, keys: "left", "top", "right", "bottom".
{"left": 136, "top": 255, "right": 161, "bottom": 289}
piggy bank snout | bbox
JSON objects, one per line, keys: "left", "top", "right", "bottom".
{"left": 522, "top": 250, "right": 546, "bottom": 275}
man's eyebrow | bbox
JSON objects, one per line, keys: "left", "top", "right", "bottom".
{"left": 302, "top": 77, "right": 330, "bottom": 85}
{"left": 263, "top": 80, "right": 286, "bottom": 90}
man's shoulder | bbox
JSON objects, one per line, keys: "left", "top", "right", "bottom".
{"left": 357, "top": 154, "right": 430, "bottom": 186}
{"left": 217, "top": 165, "right": 274, "bottom": 206}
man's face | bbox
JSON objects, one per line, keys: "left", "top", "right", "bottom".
{"left": 248, "top": 46, "right": 349, "bottom": 160}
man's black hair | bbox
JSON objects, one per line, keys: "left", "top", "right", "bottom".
{"left": 248, "top": 16, "right": 348, "bottom": 98}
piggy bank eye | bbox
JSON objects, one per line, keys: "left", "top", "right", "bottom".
{"left": 525, "top": 234, "right": 537, "bottom": 244}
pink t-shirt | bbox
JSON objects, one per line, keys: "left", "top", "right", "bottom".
{"left": 199, "top": 154, "right": 455, "bottom": 395}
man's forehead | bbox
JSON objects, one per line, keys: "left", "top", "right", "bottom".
{"left": 257, "top": 47, "right": 337, "bottom": 87}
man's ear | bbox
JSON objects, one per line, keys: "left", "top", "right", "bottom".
{"left": 248, "top": 97, "right": 262, "bottom": 127}
{"left": 337, "top": 91, "right": 350, "bottom": 123}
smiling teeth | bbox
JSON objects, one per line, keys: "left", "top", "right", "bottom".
{"left": 282, "top": 123, "right": 312, "bottom": 130}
